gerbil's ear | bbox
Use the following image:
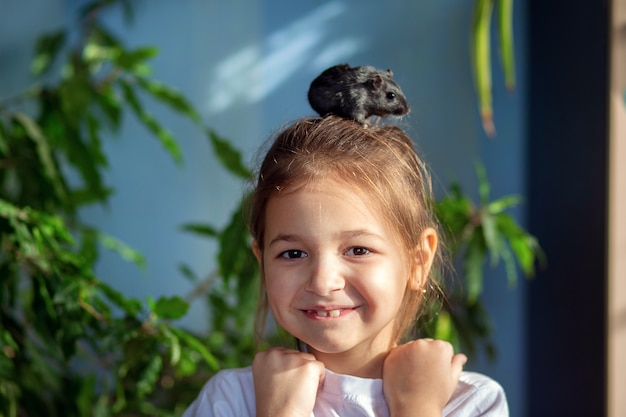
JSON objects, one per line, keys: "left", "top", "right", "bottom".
{"left": 372, "top": 74, "right": 383, "bottom": 90}
{"left": 386, "top": 69, "right": 393, "bottom": 77}
{"left": 407, "top": 227, "right": 438, "bottom": 291}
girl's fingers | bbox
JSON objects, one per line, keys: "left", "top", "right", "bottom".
{"left": 253, "top": 347, "right": 325, "bottom": 416}
{"left": 451, "top": 353, "right": 468, "bottom": 380}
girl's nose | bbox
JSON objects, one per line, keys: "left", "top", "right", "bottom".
{"left": 305, "top": 255, "right": 345, "bottom": 296}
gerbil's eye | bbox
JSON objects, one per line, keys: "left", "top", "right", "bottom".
{"left": 386, "top": 92, "right": 396, "bottom": 100}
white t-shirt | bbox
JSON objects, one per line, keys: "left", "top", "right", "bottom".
{"left": 183, "top": 367, "right": 509, "bottom": 416}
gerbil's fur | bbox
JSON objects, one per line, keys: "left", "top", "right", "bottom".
{"left": 307, "top": 64, "right": 410, "bottom": 124}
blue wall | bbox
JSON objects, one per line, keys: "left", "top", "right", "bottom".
{"left": 0, "top": 1, "right": 528, "bottom": 415}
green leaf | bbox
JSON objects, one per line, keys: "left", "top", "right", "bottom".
{"left": 0, "top": 120, "right": 9, "bottom": 156}
{"left": 31, "top": 30, "right": 67, "bottom": 76}
{"left": 176, "top": 348, "right": 199, "bottom": 377}
{"left": 58, "top": 55, "right": 93, "bottom": 124}
{"left": 208, "top": 129, "right": 251, "bottom": 179}
{"left": 497, "top": 214, "right": 544, "bottom": 277}
{"left": 496, "top": 0, "right": 516, "bottom": 90}
{"left": 218, "top": 203, "right": 252, "bottom": 281}
{"left": 499, "top": 242, "right": 519, "bottom": 286}
{"left": 136, "top": 77, "right": 201, "bottom": 123}
{"left": 119, "top": 79, "right": 183, "bottom": 164}
{"left": 464, "top": 231, "right": 486, "bottom": 303}
{"left": 471, "top": 0, "right": 496, "bottom": 137}
{"left": 487, "top": 194, "right": 521, "bottom": 214}
{"left": 94, "top": 87, "right": 123, "bottom": 131}
{"left": 433, "top": 309, "right": 453, "bottom": 341}
{"left": 76, "top": 373, "right": 96, "bottom": 416}
{"left": 96, "top": 281, "right": 143, "bottom": 316}
{"left": 151, "top": 296, "right": 189, "bottom": 320}
{"left": 112, "top": 375, "right": 127, "bottom": 413}
{"left": 141, "top": 112, "right": 182, "bottom": 162}
{"left": 83, "top": 42, "right": 120, "bottom": 64}
{"left": 136, "top": 355, "right": 162, "bottom": 399}
{"left": 78, "top": 226, "right": 99, "bottom": 266}
{"left": 86, "top": 115, "right": 108, "bottom": 166}
{"left": 69, "top": 187, "right": 115, "bottom": 206}
{"left": 178, "top": 263, "right": 199, "bottom": 283}
{"left": 114, "top": 47, "right": 159, "bottom": 71}
{"left": 12, "top": 112, "right": 66, "bottom": 202}
{"left": 34, "top": 275, "right": 57, "bottom": 320}
{"left": 475, "top": 162, "right": 490, "bottom": 205}
{"left": 89, "top": 23, "right": 123, "bottom": 49}
{"left": 138, "top": 401, "right": 171, "bottom": 417}
{"left": 52, "top": 112, "right": 111, "bottom": 206}
{"left": 168, "top": 327, "right": 219, "bottom": 371}
{"left": 120, "top": 0, "right": 135, "bottom": 24}
{"left": 0, "top": 379, "right": 19, "bottom": 417}
{"left": 511, "top": 233, "right": 542, "bottom": 277}
{"left": 161, "top": 326, "right": 182, "bottom": 365}
{"left": 180, "top": 222, "right": 219, "bottom": 237}
{"left": 99, "top": 232, "right": 146, "bottom": 268}
{"left": 93, "top": 395, "right": 111, "bottom": 417}
{"left": 434, "top": 182, "right": 473, "bottom": 240}
{"left": 480, "top": 211, "right": 501, "bottom": 266}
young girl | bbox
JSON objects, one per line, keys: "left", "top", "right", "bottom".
{"left": 183, "top": 116, "right": 508, "bottom": 417}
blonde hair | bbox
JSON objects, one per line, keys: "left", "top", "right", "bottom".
{"left": 248, "top": 116, "right": 442, "bottom": 344}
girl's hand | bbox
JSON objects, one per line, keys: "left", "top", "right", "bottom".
{"left": 252, "top": 347, "right": 325, "bottom": 417}
{"left": 382, "top": 339, "right": 467, "bottom": 417}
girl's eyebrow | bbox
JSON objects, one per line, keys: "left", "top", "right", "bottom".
{"left": 267, "top": 233, "right": 301, "bottom": 247}
{"left": 267, "top": 230, "right": 383, "bottom": 247}
{"left": 340, "top": 229, "right": 384, "bottom": 241}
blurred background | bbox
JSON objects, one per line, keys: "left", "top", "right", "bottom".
{"left": 1, "top": 1, "right": 620, "bottom": 416}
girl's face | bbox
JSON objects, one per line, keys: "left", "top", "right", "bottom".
{"left": 253, "top": 178, "right": 427, "bottom": 376}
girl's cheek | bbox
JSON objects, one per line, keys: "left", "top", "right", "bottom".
{"left": 265, "top": 276, "right": 289, "bottom": 296}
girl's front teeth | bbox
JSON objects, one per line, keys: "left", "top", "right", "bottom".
{"left": 309, "top": 310, "right": 341, "bottom": 317}
{"left": 314, "top": 310, "right": 341, "bottom": 318}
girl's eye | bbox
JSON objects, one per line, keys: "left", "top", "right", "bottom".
{"left": 280, "top": 250, "right": 307, "bottom": 259}
{"left": 346, "top": 247, "right": 370, "bottom": 256}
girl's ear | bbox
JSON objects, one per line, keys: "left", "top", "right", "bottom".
{"left": 252, "top": 240, "right": 262, "bottom": 265}
{"left": 408, "top": 227, "right": 438, "bottom": 291}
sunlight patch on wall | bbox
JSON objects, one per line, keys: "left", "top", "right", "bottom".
{"left": 205, "top": 1, "right": 364, "bottom": 114}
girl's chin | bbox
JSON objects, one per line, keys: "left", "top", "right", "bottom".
{"left": 296, "top": 339, "right": 354, "bottom": 355}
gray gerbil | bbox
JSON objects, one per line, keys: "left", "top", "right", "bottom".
{"left": 307, "top": 64, "right": 410, "bottom": 124}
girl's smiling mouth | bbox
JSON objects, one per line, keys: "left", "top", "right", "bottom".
{"left": 302, "top": 307, "right": 357, "bottom": 319}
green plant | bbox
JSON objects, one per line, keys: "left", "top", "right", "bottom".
{"left": 179, "top": 195, "right": 261, "bottom": 370}
{"left": 423, "top": 163, "right": 544, "bottom": 357}
{"left": 0, "top": 1, "right": 540, "bottom": 416}
{"left": 470, "top": 0, "right": 516, "bottom": 137}
{"left": 0, "top": 1, "right": 227, "bottom": 416}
